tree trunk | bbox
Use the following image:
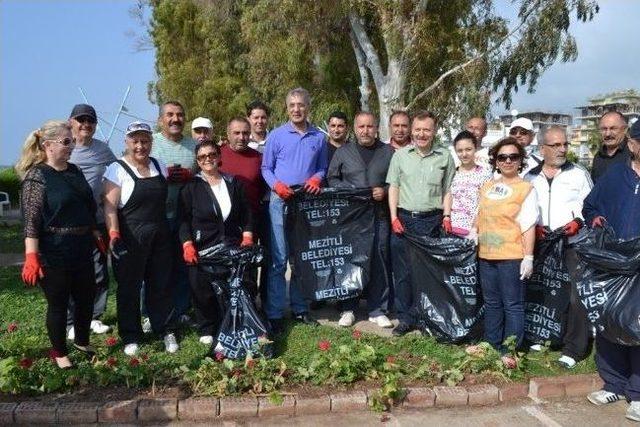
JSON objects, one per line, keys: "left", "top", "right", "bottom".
{"left": 376, "top": 59, "right": 406, "bottom": 141}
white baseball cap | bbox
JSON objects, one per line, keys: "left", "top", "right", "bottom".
{"left": 191, "top": 117, "right": 213, "bottom": 130}
{"left": 510, "top": 117, "right": 534, "bottom": 132}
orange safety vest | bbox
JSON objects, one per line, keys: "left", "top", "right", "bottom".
{"left": 477, "top": 179, "right": 532, "bottom": 260}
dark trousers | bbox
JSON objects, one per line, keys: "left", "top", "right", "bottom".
{"left": 168, "top": 217, "right": 191, "bottom": 317}
{"left": 562, "top": 247, "right": 591, "bottom": 360}
{"left": 41, "top": 262, "right": 96, "bottom": 355}
{"left": 114, "top": 225, "right": 175, "bottom": 344}
{"left": 340, "top": 214, "right": 391, "bottom": 317}
{"left": 479, "top": 259, "right": 525, "bottom": 354}
{"left": 596, "top": 334, "right": 640, "bottom": 401}
{"left": 188, "top": 267, "right": 224, "bottom": 337}
{"left": 391, "top": 210, "right": 442, "bottom": 325}
{"left": 67, "top": 224, "right": 109, "bottom": 326}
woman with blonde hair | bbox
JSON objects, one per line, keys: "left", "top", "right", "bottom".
{"left": 17, "top": 120, "right": 103, "bottom": 369}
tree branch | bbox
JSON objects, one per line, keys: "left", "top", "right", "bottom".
{"left": 349, "top": 29, "right": 371, "bottom": 111}
{"left": 348, "top": 12, "right": 385, "bottom": 90}
{"left": 405, "top": 2, "right": 540, "bottom": 110}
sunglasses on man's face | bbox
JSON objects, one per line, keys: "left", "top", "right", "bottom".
{"left": 75, "top": 116, "right": 97, "bottom": 124}
{"left": 496, "top": 153, "right": 521, "bottom": 163}
{"left": 509, "top": 128, "right": 530, "bottom": 136}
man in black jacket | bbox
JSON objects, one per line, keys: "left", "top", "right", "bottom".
{"left": 591, "top": 111, "right": 629, "bottom": 183}
{"left": 327, "top": 111, "right": 394, "bottom": 328}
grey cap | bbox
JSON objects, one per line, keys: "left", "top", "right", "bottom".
{"left": 125, "top": 121, "right": 152, "bottom": 136}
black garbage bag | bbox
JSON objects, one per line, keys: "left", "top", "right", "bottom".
{"left": 285, "top": 188, "right": 375, "bottom": 302}
{"left": 575, "top": 226, "right": 640, "bottom": 346}
{"left": 404, "top": 233, "right": 483, "bottom": 343}
{"left": 198, "top": 243, "right": 273, "bottom": 359}
{"left": 524, "top": 228, "right": 571, "bottom": 347}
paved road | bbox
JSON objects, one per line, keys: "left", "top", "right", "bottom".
{"left": 160, "top": 397, "right": 636, "bottom": 426}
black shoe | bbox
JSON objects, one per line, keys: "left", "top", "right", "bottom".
{"left": 392, "top": 322, "right": 412, "bottom": 337}
{"left": 269, "top": 319, "right": 285, "bottom": 336}
{"left": 73, "top": 343, "right": 96, "bottom": 358}
{"left": 293, "top": 312, "right": 319, "bottom": 326}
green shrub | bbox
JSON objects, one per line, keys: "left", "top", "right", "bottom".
{"left": 0, "top": 167, "right": 20, "bottom": 207}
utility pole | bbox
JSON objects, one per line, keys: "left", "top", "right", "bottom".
{"left": 78, "top": 86, "right": 131, "bottom": 143}
{"left": 78, "top": 87, "right": 107, "bottom": 140}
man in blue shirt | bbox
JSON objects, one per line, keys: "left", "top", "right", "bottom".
{"left": 261, "top": 87, "right": 328, "bottom": 334}
{"left": 583, "top": 119, "right": 640, "bottom": 422}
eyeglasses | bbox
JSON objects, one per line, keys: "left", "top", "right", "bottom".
{"left": 196, "top": 152, "right": 219, "bottom": 161}
{"left": 496, "top": 153, "right": 522, "bottom": 163}
{"left": 49, "top": 137, "right": 74, "bottom": 146}
{"left": 509, "top": 128, "right": 531, "bottom": 136}
{"left": 543, "top": 142, "right": 569, "bottom": 150}
{"left": 75, "top": 116, "right": 97, "bottom": 124}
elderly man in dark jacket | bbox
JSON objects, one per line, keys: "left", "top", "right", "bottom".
{"left": 327, "top": 111, "right": 394, "bottom": 329}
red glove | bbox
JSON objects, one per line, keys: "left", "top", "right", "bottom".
{"left": 591, "top": 216, "right": 605, "bottom": 228}
{"left": 391, "top": 217, "right": 405, "bottom": 235}
{"left": 22, "top": 252, "right": 43, "bottom": 286}
{"left": 535, "top": 225, "right": 547, "bottom": 241}
{"left": 303, "top": 176, "right": 322, "bottom": 195}
{"left": 240, "top": 234, "right": 254, "bottom": 247}
{"left": 274, "top": 181, "right": 294, "bottom": 200}
{"left": 168, "top": 167, "right": 192, "bottom": 183}
{"left": 563, "top": 218, "right": 583, "bottom": 237}
{"left": 442, "top": 216, "right": 452, "bottom": 234}
{"left": 183, "top": 242, "right": 198, "bottom": 264}
{"left": 95, "top": 235, "right": 107, "bottom": 255}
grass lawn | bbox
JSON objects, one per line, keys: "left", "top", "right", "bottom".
{"left": 0, "top": 225, "right": 23, "bottom": 254}
{"left": 0, "top": 265, "right": 596, "bottom": 405}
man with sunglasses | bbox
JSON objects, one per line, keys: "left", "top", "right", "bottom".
{"left": 66, "top": 104, "right": 116, "bottom": 341}
{"left": 509, "top": 117, "right": 542, "bottom": 175}
{"left": 524, "top": 125, "right": 593, "bottom": 369}
{"left": 591, "top": 111, "right": 629, "bottom": 183}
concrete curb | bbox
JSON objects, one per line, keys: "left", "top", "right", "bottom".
{"left": 0, "top": 374, "right": 603, "bottom": 424}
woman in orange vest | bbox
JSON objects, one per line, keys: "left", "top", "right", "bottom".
{"left": 471, "top": 137, "right": 538, "bottom": 368}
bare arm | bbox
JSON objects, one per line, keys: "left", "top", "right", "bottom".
{"left": 443, "top": 191, "right": 452, "bottom": 216}
{"left": 521, "top": 225, "right": 535, "bottom": 257}
{"left": 103, "top": 180, "right": 121, "bottom": 236}
{"left": 388, "top": 185, "right": 400, "bottom": 220}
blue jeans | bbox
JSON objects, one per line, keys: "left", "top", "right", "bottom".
{"left": 478, "top": 259, "right": 524, "bottom": 353}
{"left": 265, "top": 194, "right": 308, "bottom": 319}
{"left": 340, "top": 214, "right": 391, "bottom": 317}
{"left": 391, "top": 210, "right": 442, "bottom": 325}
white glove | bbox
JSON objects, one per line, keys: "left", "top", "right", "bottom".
{"left": 519, "top": 255, "right": 534, "bottom": 280}
{"left": 466, "top": 228, "right": 478, "bottom": 246}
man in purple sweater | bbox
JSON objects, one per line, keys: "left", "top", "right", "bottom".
{"left": 261, "top": 87, "right": 328, "bottom": 334}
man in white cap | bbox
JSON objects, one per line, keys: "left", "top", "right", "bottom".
{"left": 191, "top": 117, "right": 214, "bottom": 144}
{"left": 508, "top": 117, "right": 541, "bottom": 175}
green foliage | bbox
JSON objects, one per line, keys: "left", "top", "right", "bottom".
{"left": 0, "top": 225, "right": 24, "bottom": 253}
{"left": 0, "top": 167, "right": 20, "bottom": 207}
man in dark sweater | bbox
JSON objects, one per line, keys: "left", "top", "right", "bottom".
{"left": 591, "top": 111, "right": 629, "bottom": 183}
{"left": 327, "top": 111, "right": 394, "bottom": 329}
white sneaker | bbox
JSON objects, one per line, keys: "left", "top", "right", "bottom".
{"left": 124, "top": 343, "right": 139, "bottom": 356}
{"left": 338, "top": 311, "right": 355, "bottom": 327}
{"left": 558, "top": 355, "right": 576, "bottom": 369}
{"left": 164, "top": 333, "right": 179, "bottom": 353}
{"left": 142, "top": 317, "right": 152, "bottom": 334}
{"left": 627, "top": 401, "right": 640, "bottom": 422}
{"left": 587, "top": 390, "right": 625, "bottom": 405}
{"left": 530, "top": 344, "right": 542, "bottom": 351}
{"left": 90, "top": 320, "right": 111, "bottom": 334}
{"left": 369, "top": 315, "right": 393, "bottom": 328}
{"left": 199, "top": 335, "right": 214, "bottom": 345}
{"left": 67, "top": 327, "right": 75, "bottom": 341}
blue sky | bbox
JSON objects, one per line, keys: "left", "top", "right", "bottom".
{"left": 2, "top": 0, "right": 639, "bottom": 164}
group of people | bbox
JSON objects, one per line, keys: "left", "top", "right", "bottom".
{"left": 16, "top": 87, "right": 639, "bottom": 421}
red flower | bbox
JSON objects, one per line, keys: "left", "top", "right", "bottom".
{"left": 352, "top": 329, "right": 362, "bottom": 340}
{"left": 231, "top": 369, "right": 241, "bottom": 378}
{"left": 215, "top": 352, "right": 225, "bottom": 361}
{"left": 129, "top": 357, "right": 140, "bottom": 367}
{"left": 7, "top": 322, "right": 18, "bottom": 333}
{"left": 246, "top": 359, "right": 256, "bottom": 369}
{"left": 106, "top": 357, "right": 117, "bottom": 367}
{"left": 386, "top": 355, "right": 396, "bottom": 364}
{"left": 104, "top": 336, "right": 118, "bottom": 347}
{"left": 141, "top": 353, "right": 149, "bottom": 362}
{"left": 19, "top": 357, "right": 33, "bottom": 369}
{"left": 318, "top": 340, "right": 331, "bottom": 352}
